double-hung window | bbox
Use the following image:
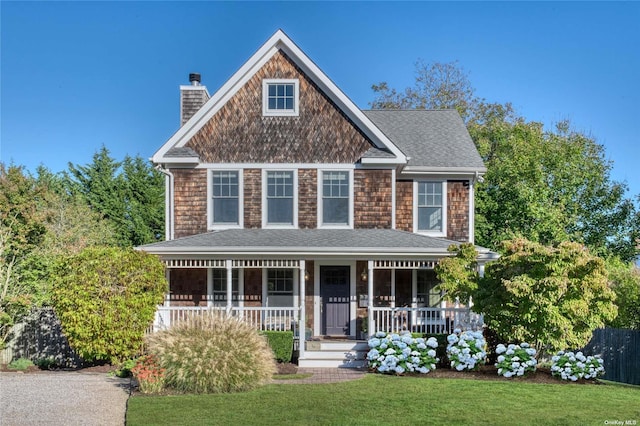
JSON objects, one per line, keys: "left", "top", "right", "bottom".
{"left": 264, "top": 170, "right": 296, "bottom": 227}
{"left": 210, "top": 170, "right": 242, "bottom": 228}
{"left": 266, "top": 269, "right": 294, "bottom": 308}
{"left": 319, "top": 170, "right": 352, "bottom": 227}
{"left": 415, "top": 181, "right": 446, "bottom": 235}
{"left": 263, "top": 79, "right": 299, "bottom": 116}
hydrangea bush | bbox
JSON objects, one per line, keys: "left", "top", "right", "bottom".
{"left": 551, "top": 351, "right": 605, "bottom": 381}
{"left": 367, "top": 331, "right": 439, "bottom": 374}
{"left": 495, "top": 343, "right": 537, "bottom": 377}
{"left": 446, "top": 329, "right": 487, "bottom": 371}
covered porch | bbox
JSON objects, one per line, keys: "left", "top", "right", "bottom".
{"left": 138, "top": 229, "right": 494, "bottom": 362}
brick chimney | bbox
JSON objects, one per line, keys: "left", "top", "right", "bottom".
{"left": 180, "top": 73, "right": 210, "bottom": 126}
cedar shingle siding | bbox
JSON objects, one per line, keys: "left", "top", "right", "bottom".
{"left": 185, "top": 51, "right": 373, "bottom": 163}
{"left": 447, "top": 180, "right": 469, "bottom": 241}
{"left": 169, "top": 269, "right": 207, "bottom": 306}
{"left": 243, "top": 169, "right": 262, "bottom": 228}
{"left": 354, "top": 170, "right": 392, "bottom": 228}
{"left": 173, "top": 169, "right": 207, "bottom": 238}
{"left": 395, "top": 180, "right": 413, "bottom": 232}
{"left": 299, "top": 169, "right": 318, "bottom": 228}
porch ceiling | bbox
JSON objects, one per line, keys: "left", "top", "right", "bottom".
{"left": 137, "top": 229, "right": 492, "bottom": 259}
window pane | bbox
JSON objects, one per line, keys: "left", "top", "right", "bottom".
{"left": 268, "top": 85, "right": 276, "bottom": 96}
{"left": 277, "top": 98, "right": 285, "bottom": 109}
{"left": 418, "top": 206, "right": 442, "bottom": 231}
{"left": 285, "top": 98, "right": 293, "bottom": 110}
{"left": 214, "top": 198, "right": 239, "bottom": 224}
{"left": 268, "top": 98, "right": 277, "bottom": 110}
{"left": 268, "top": 198, "right": 293, "bottom": 224}
{"left": 285, "top": 84, "right": 293, "bottom": 96}
{"left": 277, "top": 84, "right": 285, "bottom": 96}
{"left": 323, "top": 198, "right": 348, "bottom": 224}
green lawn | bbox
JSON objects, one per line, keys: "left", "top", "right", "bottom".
{"left": 126, "top": 375, "right": 639, "bottom": 426}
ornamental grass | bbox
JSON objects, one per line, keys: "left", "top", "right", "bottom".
{"left": 145, "top": 312, "right": 276, "bottom": 394}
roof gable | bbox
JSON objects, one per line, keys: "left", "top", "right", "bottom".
{"left": 153, "top": 29, "right": 406, "bottom": 165}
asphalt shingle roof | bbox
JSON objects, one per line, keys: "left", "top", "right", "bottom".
{"left": 165, "top": 147, "right": 199, "bottom": 158}
{"left": 139, "top": 229, "right": 473, "bottom": 255}
{"left": 363, "top": 110, "right": 485, "bottom": 169}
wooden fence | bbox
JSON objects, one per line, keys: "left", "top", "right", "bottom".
{"left": 581, "top": 327, "right": 640, "bottom": 385}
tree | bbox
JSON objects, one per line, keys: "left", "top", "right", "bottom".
{"left": 371, "top": 60, "right": 479, "bottom": 121}
{"left": 0, "top": 223, "right": 32, "bottom": 348}
{"left": 65, "top": 147, "right": 164, "bottom": 247}
{"left": 371, "top": 60, "right": 639, "bottom": 262}
{"left": 51, "top": 247, "right": 167, "bottom": 364}
{"left": 119, "top": 155, "right": 164, "bottom": 246}
{"left": 436, "top": 240, "right": 618, "bottom": 353}
{"left": 606, "top": 257, "right": 640, "bottom": 330}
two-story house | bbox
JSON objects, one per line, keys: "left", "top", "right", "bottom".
{"left": 139, "top": 30, "right": 495, "bottom": 366}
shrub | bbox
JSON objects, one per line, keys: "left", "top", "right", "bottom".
{"left": 446, "top": 329, "right": 487, "bottom": 371}
{"left": 8, "top": 357, "right": 34, "bottom": 371}
{"left": 115, "top": 358, "right": 138, "bottom": 378}
{"left": 551, "top": 351, "right": 605, "bottom": 381}
{"left": 260, "top": 331, "right": 293, "bottom": 363}
{"left": 145, "top": 312, "right": 276, "bottom": 394}
{"left": 495, "top": 343, "right": 537, "bottom": 377}
{"left": 367, "top": 331, "right": 439, "bottom": 374}
{"left": 51, "top": 247, "right": 167, "bottom": 364}
{"left": 131, "top": 354, "right": 165, "bottom": 394}
{"left": 34, "top": 356, "right": 58, "bottom": 370}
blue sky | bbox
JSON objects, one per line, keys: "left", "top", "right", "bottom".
{"left": 1, "top": 1, "right": 639, "bottom": 200}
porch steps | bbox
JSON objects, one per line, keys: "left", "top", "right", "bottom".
{"left": 298, "top": 340, "right": 369, "bottom": 368}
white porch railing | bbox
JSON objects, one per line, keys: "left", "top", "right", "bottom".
{"left": 371, "top": 307, "right": 483, "bottom": 335}
{"left": 151, "top": 306, "right": 299, "bottom": 334}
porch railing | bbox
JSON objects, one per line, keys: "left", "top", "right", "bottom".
{"left": 371, "top": 307, "right": 483, "bottom": 335}
{"left": 151, "top": 306, "right": 299, "bottom": 335}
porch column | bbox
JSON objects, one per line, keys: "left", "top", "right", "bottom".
{"left": 298, "top": 260, "right": 306, "bottom": 360}
{"left": 367, "top": 260, "right": 374, "bottom": 337}
{"left": 226, "top": 259, "right": 233, "bottom": 313}
{"left": 390, "top": 268, "right": 396, "bottom": 308}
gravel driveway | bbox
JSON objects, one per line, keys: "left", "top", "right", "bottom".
{"left": 0, "top": 372, "right": 131, "bottom": 425}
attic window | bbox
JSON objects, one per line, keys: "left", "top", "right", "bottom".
{"left": 263, "top": 79, "right": 299, "bottom": 116}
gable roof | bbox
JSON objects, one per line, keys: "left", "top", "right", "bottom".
{"left": 363, "top": 110, "right": 486, "bottom": 172}
{"left": 153, "top": 30, "right": 407, "bottom": 166}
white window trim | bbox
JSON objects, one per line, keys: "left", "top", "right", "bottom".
{"left": 207, "top": 169, "right": 244, "bottom": 230}
{"left": 317, "top": 169, "right": 353, "bottom": 229}
{"left": 262, "top": 169, "right": 298, "bottom": 228}
{"left": 262, "top": 79, "right": 299, "bottom": 117}
{"left": 413, "top": 180, "right": 447, "bottom": 237}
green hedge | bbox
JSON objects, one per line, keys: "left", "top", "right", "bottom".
{"left": 261, "top": 331, "right": 294, "bottom": 363}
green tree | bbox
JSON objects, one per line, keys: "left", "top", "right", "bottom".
{"left": 120, "top": 155, "right": 164, "bottom": 246}
{"left": 51, "top": 247, "right": 167, "bottom": 364}
{"left": 0, "top": 164, "right": 47, "bottom": 259}
{"left": 436, "top": 240, "right": 618, "bottom": 352}
{"left": 606, "top": 258, "right": 640, "bottom": 329}
{"left": 65, "top": 147, "right": 164, "bottom": 247}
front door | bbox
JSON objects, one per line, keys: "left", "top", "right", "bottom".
{"left": 320, "top": 266, "right": 350, "bottom": 336}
